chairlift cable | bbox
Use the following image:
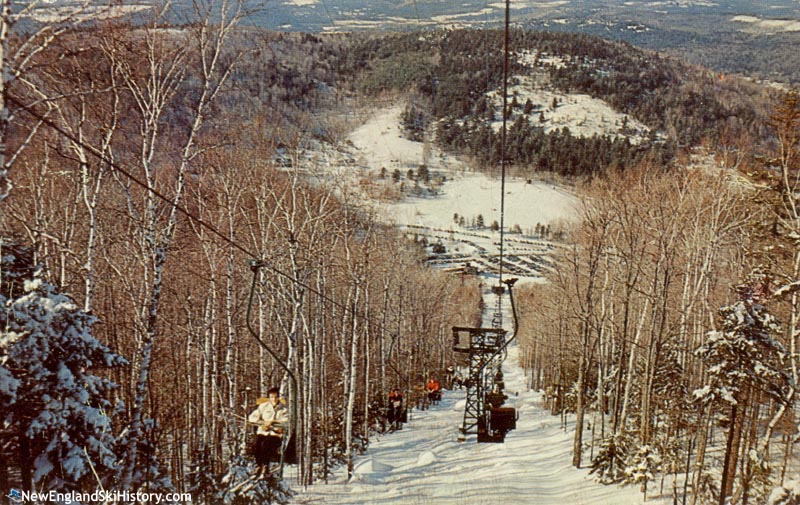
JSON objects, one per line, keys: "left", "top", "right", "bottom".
{"left": 8, "top": 95, "right": 402, "bottom": 346}
{"left": 318, "top": 0, "right": 337, "bottom": 30}
{"left": 245, "top": 264, "right": 298, "bottom": 479}
{"left": 498, "top": 0, "right": 510, "bottom": 290}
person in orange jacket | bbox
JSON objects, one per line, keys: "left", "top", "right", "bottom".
{"left": 426, "top": 377, "right": 441, "bottom": 404}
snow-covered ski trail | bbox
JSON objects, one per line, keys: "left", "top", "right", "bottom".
{"left": 289, "top": 352, "right": 662, "bottom": 504}
{"left": 291, "top": 289, "right": 666, "bottom": 504}
{"left": 289, "top": 103, "right": 672, "bottom": 504}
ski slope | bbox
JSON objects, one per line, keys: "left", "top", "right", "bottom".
{"left": 290, "top": 289, "right": 669, "bottom": 504}
{"left": 290, "top": 308, "right": 668, "bottom": 505}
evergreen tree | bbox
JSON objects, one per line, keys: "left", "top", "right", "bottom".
{"left": 401, "top": 103, "right": 427, "bottom": 141}
{"left": 188, "top": 444, "right": 220, "bottom": 504}
{"left": 695, "top": 289, "right": 788, "bottom": 504}
{"left": 417, "top": 164, "right": 430, "bottom": 183}
{"left": 486, "top": 102, "right": 496, "bottom": 122}
{"left": 695, "top": 295, "right": 786, "bottom": 410}
{"left": 474, "top": 96, "right": 488, "bottom": 117}
{"left": 218, "top": 456, "right": 294, "bottom": 504}
{"left": 524, "top": 98, "right": 534, "bottom": 115}
{"left": 0, "top": 242, "right": 127, "bottom": 490}
{"left": 623, "top": 445, "right": 661, "bottom": 500}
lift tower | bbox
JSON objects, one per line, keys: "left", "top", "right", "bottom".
{"left": 453, "top": 326, "right": 505, "bottom": 438}
{"left": 453, "top": 279, "right": 518, "bottom": 443}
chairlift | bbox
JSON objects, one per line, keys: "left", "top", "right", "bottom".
{"left": 245, "top": 260, "right": 298, "bottom": 478}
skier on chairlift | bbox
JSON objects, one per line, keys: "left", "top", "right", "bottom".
{"left": 426, "top": 377, "right": 442, "bottom": 404}
{"left": 248, "top": 387, "right": 288, "bottom": 477}
{"left": 387, "top": 388, "right": 404, "bottom": 431}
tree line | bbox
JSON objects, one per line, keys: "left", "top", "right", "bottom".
{"left": 341, "top": 29, "right": 775, "bottom": 177}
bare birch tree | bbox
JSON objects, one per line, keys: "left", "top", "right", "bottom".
{"left": 106, "top": 1, "right": 243, "bottom": 487}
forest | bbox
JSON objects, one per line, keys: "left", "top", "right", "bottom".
{"left": 342, "top": 29, "right": 775, "bottom": 177}
{"left": 0, "top": 6, "right": 478, "bottom": 502}
{"left": 2, "top": 2, "right": 800, "bottom": 504}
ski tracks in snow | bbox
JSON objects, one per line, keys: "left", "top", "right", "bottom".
{"left": 291, "top": 343, "right": 665, "bottom": 504}
{"left": 290, "top": 104, "right": 666, "bottom": 505}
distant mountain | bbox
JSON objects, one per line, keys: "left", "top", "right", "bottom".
{"left": 28, "top": 0, "right": 800, "bottom": 83}
{"left": 182, "top": 0, "right": 800, "bottom": 83}
{"left": 160, "top": 0, "right": 800, "bottom": 34}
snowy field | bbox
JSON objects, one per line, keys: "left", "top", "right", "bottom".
{"left": 349, "top": 103, "right": 579, "bottom": 281}
{"left": 486, "top": 76, "right": 651, "bottom": 144}
{"left": 731, "top": 14, "right": 800, "bottom": 33}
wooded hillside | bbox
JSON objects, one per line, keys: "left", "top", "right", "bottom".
{"left": 0, "top": 6, "right": 796, "bottom": 504}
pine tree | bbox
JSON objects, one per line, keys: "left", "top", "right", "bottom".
{"left": 695, "top": 291, "right": 788, "bottom": 504}
{"left": 218, "top": 456, "right": 294, "bottom": 504}
{"left": 0, "top": 243, "right": 127, "bottom": 490}
{"left": 623, "top": 445, "right": 661, "bottom": 500}
{"left": 524, "top": 98, "right": 533, "bottom": 115}
{"left": 417, "top": 164, "right": 430, "bottom": 183}
{"left": 188, "top": 444, "right": 219, "bottom": 504}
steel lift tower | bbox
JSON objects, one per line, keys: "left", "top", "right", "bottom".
{"left": 453, "top": 279, "right": 518, "bottom": 443}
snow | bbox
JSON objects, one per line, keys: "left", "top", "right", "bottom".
{"left": 289, "top": 104, "right": 667, "bottom": 503}
{"left": 291, "top": 324, "right": 664, "bottom": 504}
{"left": 27, "top": 4, "right": 151, "bottom": 23}
{"left": 385, "top": 172, "right": 574, "bottom": 229}
{"left": 488, "top": 0, "right": 568, "bottom": 10}
{"left": 485, "top": 76, "right": 651, "bottom": 143}
{"left": 2, "top": 266, "right": 125, "bottom": 489}
{"left": 340, "top": 68, "right": 648, "bottom": 280}
{"left": 731, "top": 15, "right": 800, "bottom": 33}
{"left": 347, "top": 103, "right": 578, "bottom": 282}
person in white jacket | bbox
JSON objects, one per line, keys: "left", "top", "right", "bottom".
{"left": 248, "top": 387, "right": 288, "bottom": 476}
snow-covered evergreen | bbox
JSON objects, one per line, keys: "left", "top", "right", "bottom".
{"left": 694, "top": 296, "right": 787, "bottom": 409}
{"left": 0, "top": 241, "right": 126, "bottom": 490}
{"left": 694, "top": 290, "right": 789, "bottom": 502}
{"left": 219, "top": 456, "right": 294, "bottom": 504}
